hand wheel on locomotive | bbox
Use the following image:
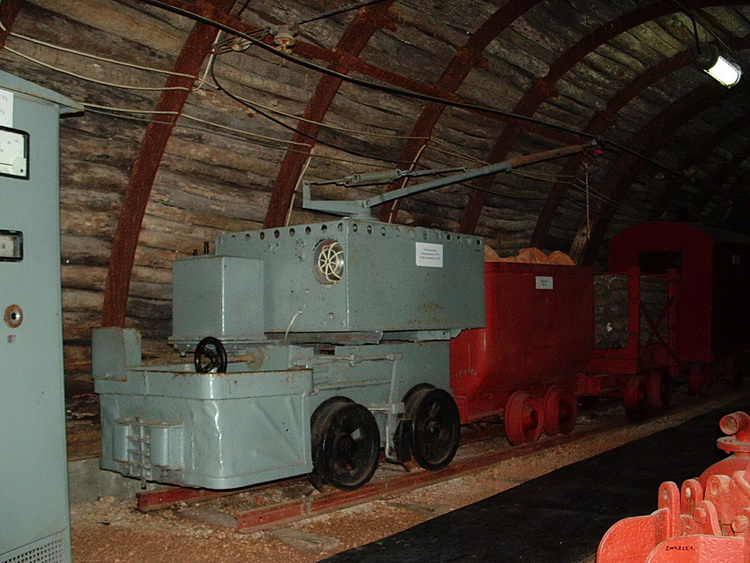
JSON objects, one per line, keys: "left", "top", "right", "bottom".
{"left": 194, "top": 336, "right": 228, "bottom": 373}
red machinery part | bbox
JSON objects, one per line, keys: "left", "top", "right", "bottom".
{"left": 597, "top": 411, "right": 750, "bottom": 562}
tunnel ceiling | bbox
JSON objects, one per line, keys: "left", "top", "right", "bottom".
{"left": 1, "top": 0, "right": 749, "bottom": 344}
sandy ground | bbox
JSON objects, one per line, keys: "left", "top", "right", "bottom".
{"left": 70, "top": 389, "right": 745, "bottom": 562}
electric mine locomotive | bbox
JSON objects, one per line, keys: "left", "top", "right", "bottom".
{"left": 94, "top": 217, "right": 485, "bottom": 491}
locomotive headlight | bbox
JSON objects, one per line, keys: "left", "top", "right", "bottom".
{"left": 313, "top": 239, "right": 344, "bottom": 286}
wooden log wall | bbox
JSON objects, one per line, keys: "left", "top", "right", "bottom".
{"left": 1, "top": 0, "right": 748, "bottom": 406}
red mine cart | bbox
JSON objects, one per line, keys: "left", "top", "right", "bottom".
{"left": 608, "top": 221, "right": 750, "bottom": 392}
{"left": 450, "top": 261, "right": 594, "bottom": 445}
{"left": 578, "top": 269, "right": 678, "bottom": 417}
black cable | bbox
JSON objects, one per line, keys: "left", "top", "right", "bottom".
{"left": 237, "top": 0, "right": 252, "bottom": 17}
{"left": 209, "top": 63, "right": 404, "bottom": 164}
{"left": 600, "top": 138, "right": 749, "bottom": 201}
{"left": 671, "top": 0, "right": 702, "bottom": 53}
{"left": 298, "top": 0, "right": 390, "bottom": 25}
{"left": 137, "top": 0, "right": 595, "bottom": 142}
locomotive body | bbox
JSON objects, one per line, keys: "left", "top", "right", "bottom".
{"left": 94, "top": 218, "right": 485, "bottom": 490}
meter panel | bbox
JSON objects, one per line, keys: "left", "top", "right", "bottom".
{"left": 0, "top": 126, "right": 29, "bottom": 179}
{"left": 0, "top": 229, "right": 22, "bottom": 260}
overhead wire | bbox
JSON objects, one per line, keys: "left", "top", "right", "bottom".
{"left": 2, "top": 44, "right": 191, "bottom": 92}
{"left": 136, "top": 0, "right": 598, "bottom": 143}
{"left": 220, "top": 92, "right": 433, "bottom": 141}
{"left": 208, "top": 62, "right": 408, "bottom": 165}
{"left": 2, "top": 29, "right": 195, "bottom": 78}
{"left": 297, "top": 0, "right": 391, "bottom": 25}
{"left": 83, "top": 107, "right": 396, "bottom": 170}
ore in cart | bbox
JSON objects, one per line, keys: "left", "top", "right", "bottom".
{"left": 578, "top": 267, "right": 678, "bottom": 418}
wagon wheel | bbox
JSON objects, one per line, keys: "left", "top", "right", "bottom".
{"left": 504, "top": 391, "right": 544, "bottom": 445}
{"left": 193, "top": 337, "right": 227, "bottom": 373}
{"left": 644, "top": 368, "right": 671, "bottom": 408}
{"left": 309, "top": 398, "right": 379, "bottom": 491}
{"left": 725, "top": 357, "right": 745, "bottom": 391}
{"left": 623, "top": 375, "right": 649, "bottom": 419}
{"left": 406, "top": 387, "right": 461, "bottom": 471}
{"left": 688, "top": 363, "right": 712, "bottom": 397}
{"left": 542, "top": 386, "right": 578, "bottom": 437}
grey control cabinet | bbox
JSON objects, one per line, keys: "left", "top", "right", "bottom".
{"left": 0, "top": 73, "right": 80, "bottom": 563}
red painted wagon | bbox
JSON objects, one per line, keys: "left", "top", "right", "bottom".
{"left": 450, "top": 260, "right": 593, "bottom": 445}
{"left": 608, "top": 221, "right": 750, "bottom": 393}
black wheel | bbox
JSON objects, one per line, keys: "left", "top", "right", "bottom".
{"left": 407, "top": 387, "right": 461, "bottom": 471}
{"left": 393, "top": 383, "right": 436, "bottom": 464}
{"left": 309, "top": 398, "right": 380, "bottom": 491}
{"left": 194, "top": 337, "right": 228, "bottom": 373}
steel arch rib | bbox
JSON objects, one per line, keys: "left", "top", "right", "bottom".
{"left": 691, "top": 143, "right": 750, "bottom": 217}
{"left": 530, "top": 49, "right": 693, "bottom": 248}
{"left": 653, "top": 110, "right": 750, "bottom": 219}
{"left": 535, "top": 30, "right": 750, "bottom": 247}
{"left": 459, "top": 0, "right": 732, "bottom": 235}
{"left": 102, "top": 0, "right": 236, "bottom": 327}
{"left": 0, "top": 0, "right": 23, "bottom": 48}
{"left": 570, "top": 82, "right": 748, "bottom": 266}
{"left": 377, "top": 1, "right": 541, "bottom": 223}
{"left": 263, "top": 1, "right": 395, "bottom": 228}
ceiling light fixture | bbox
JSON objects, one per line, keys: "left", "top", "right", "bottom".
{"left": 694, "top": 43, "right": 742, "bottom": 88}
{"left": 676, "top": 2, "right": 743, "bottom": 88}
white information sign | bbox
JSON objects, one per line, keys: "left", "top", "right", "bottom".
{"left": 0, "top": 89, "right": 13, "bottom": 127}
{"left": 535, "top": 276, "right": 554, "bottom": 290}
{"left": 416, "top": 242, "right": 443, "bottom": 268}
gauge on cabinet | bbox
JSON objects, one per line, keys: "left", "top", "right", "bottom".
{"left": 0, "top": 126, "right": 29, "bottom": 179}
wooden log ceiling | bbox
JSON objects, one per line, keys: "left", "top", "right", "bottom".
{"left": 1, "top": 0, "right": 749, "bottom": 383}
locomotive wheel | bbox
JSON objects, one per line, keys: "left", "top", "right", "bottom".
{"left": 406, "top": 387, "right": 461, "bottom": 471}
{"left": 623, "top": 375, "right": 649, "bottom": 419}
{"left": 309, "top": 397, "right": 379, "bottom": 491}
{"left": 645, "top": 368, "right": 671, "bottom": 408}
{"left": 504, "top": 391, "right": 544, "bottom": 445}
{"left": 193, "top": 337, "right": 228, "bottom": 373}
{"left": 688, "top": 363, "right": 712, "bottom": 397}
{"left": 393, "top": 383, "right": 436, "bottom": 465}
{"left": 542, "top": 387, "right": 578, "bottom": 437}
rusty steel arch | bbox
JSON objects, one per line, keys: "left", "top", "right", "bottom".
{"left": 458, "top": 0, "right": 737, "bottom": 235}
{"left": 569, "top": 81, "right": 749, "bottom": 265}
{"left": 0, "top": 0, "right": 22, "bottom": 48}
{"left": 692, "top": 146, "right": 750, "bottom": 217}
{"left": 651, "top": 112, "right": 750, "bottom": 220}
{"left": 377, "top": 1, "right": 541, "bottom": 223}
{"left": 102, "top": 0, "right": 236, "bottom": 327}
{"left": 263, "top": 1, "right": 395, "bottom": 228}
{"left": 530, "top": 49, "right": 693, "bottom": 249}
